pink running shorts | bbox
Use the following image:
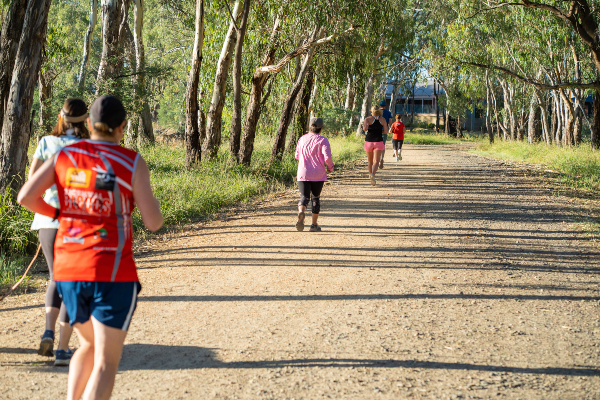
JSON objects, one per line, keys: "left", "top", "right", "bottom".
{"left": 364, "top": 141, "right": 385, "bottom": 152}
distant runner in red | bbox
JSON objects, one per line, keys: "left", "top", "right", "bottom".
{"left": 18, "top": 95, "right": 163, "bottom": 400}
{"left": 390, "top": 114, "right": 406, "bottom": 161}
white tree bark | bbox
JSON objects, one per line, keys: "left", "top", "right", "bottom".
{"left": 202, "top": 1, "right": 240, "bottom": 159}
{"left": 78, "top": 0, "right": 98, "bottom": 92}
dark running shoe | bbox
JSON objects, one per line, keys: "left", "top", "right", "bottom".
{"left": 309, "top": 224, "right": 321, "bottom": 232}
{"left": 295, "top": 211, "right": 305, "bottom": 231}
{"left": 379, "top": 159, "right": 384, "bottom": 169}
{"left": 38, "top": 330, "right": 54, "bottom": 357}
{"left": 54, "top": 349, "right": 74, "bottom": 366}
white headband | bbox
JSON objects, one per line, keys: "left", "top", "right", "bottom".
{"left": 61, "top": 108, "right": 88, "bottom": 123}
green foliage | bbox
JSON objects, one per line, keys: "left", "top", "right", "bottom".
{"left": 0, "top": 253, "right": 27, "bottom": 286}
{"left": 474, "top": 141, "right": 600, "bottom": 192}
{"left": 0, "top": 188, "right": 36, "bottom": 256}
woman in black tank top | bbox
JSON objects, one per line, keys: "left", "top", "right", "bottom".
{"left": 362, "top": 105, "right": 388, "bottom": 186}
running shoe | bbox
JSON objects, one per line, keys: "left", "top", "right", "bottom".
{"left": 37, "top": 330, "right": 54, "bottom": 357}
{"left": 309, "top": 224, "right": 321, "bottom": 232}
{"left": 379, "top": 159, "right": 384, "bottom": 169}
{"left": 370, "top": 174, "right": 376, "bottom": 186}
{"left": 54, "top": 349, "right": 74, "bottom": 366}
{"left": 295, "top": 211, "right": 305, "bottom": 232}
{"left": 399, "top": 155, "right": 402, "bottom": 161}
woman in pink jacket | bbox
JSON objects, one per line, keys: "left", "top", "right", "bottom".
{"left": 295, "top": 117, "right": 334, "bottom": 232}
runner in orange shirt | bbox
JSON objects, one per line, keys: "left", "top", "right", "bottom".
{"left": 18, "top": 95, "right": 163, "bottom": 400}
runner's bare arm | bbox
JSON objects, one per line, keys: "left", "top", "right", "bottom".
{"left": 28, "top": 158, "right": 44, "bottom": 179}
{"left": 17, "top": 158, "right": 57, "bottom": 218}
{"left": 133, "top": 156, "right": 163, "bottom": 232}
{"left": 382, "top": 117, "right": 389, "bottom": 135}
{"left": 362, "top": 117, "right": 370, "bottom": 131}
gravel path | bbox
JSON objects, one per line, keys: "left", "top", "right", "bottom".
{"left": 1, "top": 143, "right": 599, "bottom": 399}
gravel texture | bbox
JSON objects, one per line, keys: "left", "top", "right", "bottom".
{"left": 1, "top": 143, "right": 599, "bottom": 399}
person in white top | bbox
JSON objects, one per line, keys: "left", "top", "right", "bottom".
{"left": 30, "top": 98, "right": 90, "bottom": 366}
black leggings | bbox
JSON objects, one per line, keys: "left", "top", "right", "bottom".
{"left": 39, "top": 228, "right": 69, "bottom": 324}
{"left": 298, "top": 181, "right": 324, "bottom": 214}
{"left": 392, "top": 139, "right": 404, "bottom": 150}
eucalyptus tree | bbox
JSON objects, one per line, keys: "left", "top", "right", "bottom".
{"left": 77, "top": 0, "right": 98, "bottom": 92}
{"left": 229, "top": 0, "right": 251, "bottom": 161}
{"left": 0, "top": 0, "right": 27, "bottom": 132}
{"left": 184, "top": 0, "right": 205, "bottom": 168}
{"left": 423, "top": 0, "right": 600, "bottom": 148}
{"left": 0, "top": 0, "right": 53, "bottom": 195}
{"left": 202, "top": 1, "right": 241, "bottom": 160}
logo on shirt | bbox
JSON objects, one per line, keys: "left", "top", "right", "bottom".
{"left": 94, "top": 172, "right": 116, "bottom": 191}
{"left": 63, "top": 236, "right": 84, "bottom": 244}
{"left": 63, "top": 188, "right": 113, "bottom": 216}
{"left": 65, "top": 168, "right": 92, "bottom": 188}
{"left": 94, "top": 228, "right": 108, "bottom": 240}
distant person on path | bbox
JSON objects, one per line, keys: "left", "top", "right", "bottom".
{"left": 18, "top": 96, "right": 163, "bottom": 400}
{"left": 379, "top": 100, "right": 393, "bottom": 169}
{"left": 362, "top": 104, "right": 388, "bottom": 186}
{"left": 390, "top": 114, "right": 406, "bottom": 161}
{"left": 295, "top": 117, "right": 334, "bottom": 232}
{"left": 30, "top": 98, "right": 90, "bottom": 366}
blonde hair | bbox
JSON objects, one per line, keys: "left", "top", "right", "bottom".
{"left": 395, "top": 114, "right": 402, "bottom": 121}
{"left": 371, "top": 105, "right": 382, "bottom": 117}
{"left": 92, "top": 122, "right": 117, "bottom": 137}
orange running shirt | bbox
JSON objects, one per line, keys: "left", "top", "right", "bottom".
{"left": 53, "top": 140, "right": 140, "bottom": 282}
{"left": 391, "top": 121, "right": 405, "bottom": 140}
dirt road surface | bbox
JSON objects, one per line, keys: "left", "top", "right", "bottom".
{"left": 1, "top": 144, "right": 599, "bottom": 399}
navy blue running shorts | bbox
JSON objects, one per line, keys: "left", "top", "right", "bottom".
{"left": 56, "top": 281, "right": 142, "bottom": 331}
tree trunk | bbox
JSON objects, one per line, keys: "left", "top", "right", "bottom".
{"left": 410, "top": 82, "right": 415, "bottom": 124}
{"left": 122, "top": 23, "right": 139, "bottom": 150}
{"left": 184, "top": 0, "right": 205, "bottom": 169}
{"left": 444, "top": 96, "right": 451, "bottom": 136}
{"left": 593, "top": 89, "right": 600, "bottom": 150}
{"left": 0, "top": 0, "right": 52, "bottom": 195}
{"left": 389, "top": 83, "right": 397, "bottom": 117}
{"left": 559, "top": 89, "right": 575, "bottom": 146}
{"left": 355, "top": 74, "right": 374, "bottom": 136}
{"left": 133, "top": 0, "right": 154, "bottom": 146}
{"left": 0, "top": 0, "right": 27, "bottom": 131}
{"left": 271, "top": 30, "right": 318, "bottom": 162}
{"left": 485, "top": 72, "right": 493, "bottom": 143}
{"left": 229, "top": 0, "right": 250, "bottom": 161}
{"left": 308, "top": 70, "right": 318, "bottom": 120}
{"left": 77, "top": 0, "right": 98, "bottom": 92}
{"left": 96, "top": 0, "right": 123, "bottom": 94}
{"left": 202, "top": 1, "right": 240, "bottom": 160}
{"left": 344, "top": 72, "right": 354, "bottom": 110}
{"left": 38, "top": 69, "right": 53, "bottom": 137}
{"left": 527, "top": 93, "right": 539, "bottom": 143}
{"left": 434, "top": 81, "right": 440, "bottom": 133}
{"left": 238, "top": 17, "right": 280, "bottom": 165}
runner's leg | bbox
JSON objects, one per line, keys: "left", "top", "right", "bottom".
{"left": 68, "top": 320, "right": 95, "bottom": 400}
{"left": 372, "top": 149, "right": 382, "bottom": 175}
{"left": 310, "top": 181, "right": 324, "bottom": 226}
{"left": 366, "top": 151, "right": 374, "bottom": 174}
{"left": 82, "top": 317, "right": 128, "bottom": 400}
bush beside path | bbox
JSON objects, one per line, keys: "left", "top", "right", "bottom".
{"left": 1, "top": 143, "right": 599, "bottom": 399}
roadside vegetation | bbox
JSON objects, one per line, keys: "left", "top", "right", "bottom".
{"left": 474, "top": 141, "right": 600, "bottom": 193}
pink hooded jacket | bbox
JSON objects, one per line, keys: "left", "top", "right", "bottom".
{"left": 295, "top": 132, "right": 334, "bottom": 182}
